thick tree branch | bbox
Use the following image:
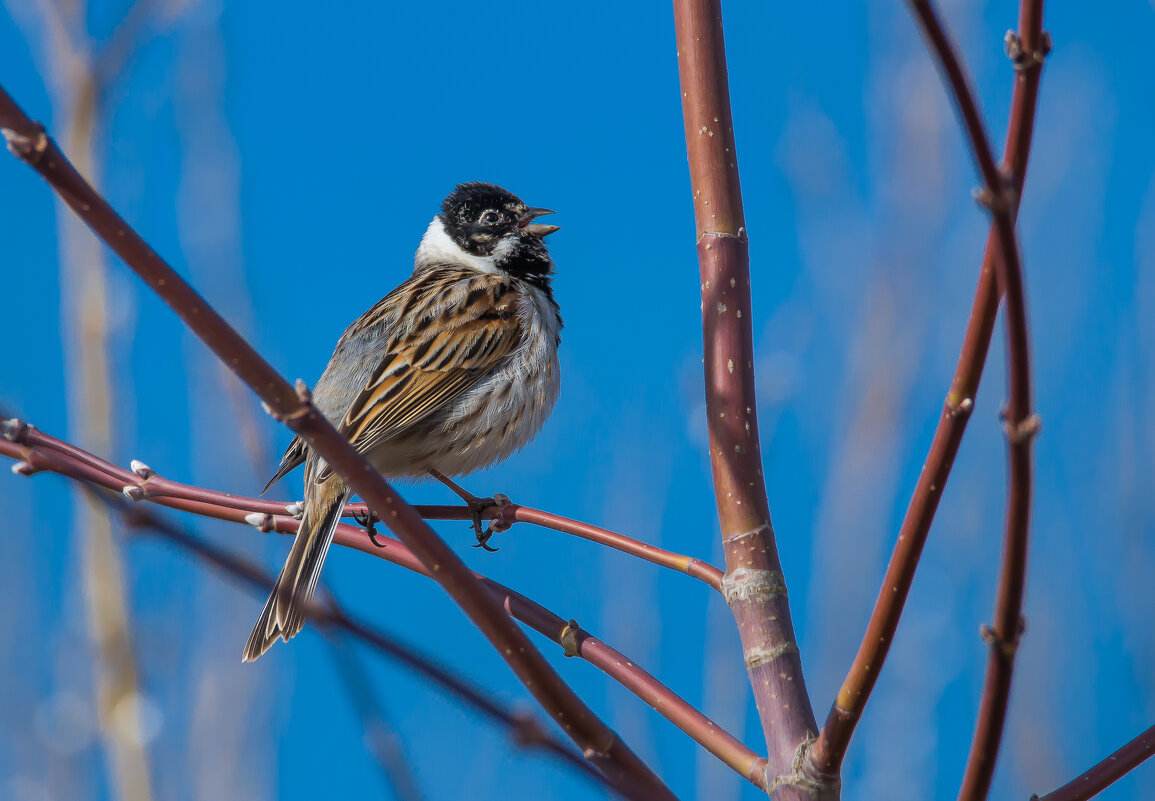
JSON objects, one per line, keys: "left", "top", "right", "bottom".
{"left": 1032, "top": 724, "right": 1155, "bottom": 801}
{"left": 0, "top": 420, "right": 769, "bottom": 792}
{"left": 673, "top": 1, "right": 827, "bottom": 797}
{"left": 0, "top": 87, "right": 671, "bottom": 800}
{"left": 809, "top": 0, "right": 1047, "bottom": 778}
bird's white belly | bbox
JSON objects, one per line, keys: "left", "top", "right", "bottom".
{"left": 432, "top": 346, "right": 560, "bottom": 475}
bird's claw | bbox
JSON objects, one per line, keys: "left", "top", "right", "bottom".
{"left": 352, "top": 508, "right": 387, "bottom": 549}
{"left": 472, "top": 526, "right": 500, "bottom": 552}
{"left": 466, "top": 495, "right": 507, "bottom": 551}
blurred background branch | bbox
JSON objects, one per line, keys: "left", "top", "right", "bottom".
{"left": 2, "top": 1, "right": 177, "bottom": 799}
{"left": 1033, "top": 725, "right": 1155, "bottom": 801}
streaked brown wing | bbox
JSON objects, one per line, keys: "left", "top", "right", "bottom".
{"left": 316, "top": 274, "right": 522, "bottom": 480}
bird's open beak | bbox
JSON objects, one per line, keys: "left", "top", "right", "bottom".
{"left": 518, "top": 207, "right": 560, "bottom": 237}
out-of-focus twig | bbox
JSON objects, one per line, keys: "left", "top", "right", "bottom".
{"left": 322, "top": 633, "right": 427, "bottom": 801}
{"left": 0, "top": 420, "right": 770, "bottom": 791}
{"left": 1031, "top": 724, "right": 1155, "bottom": 801}
{"left": 7, "top": 1, "right": 167, "bottom": 799}
{"left": 0, "top": 85, "right": 672, "bottom": 800}
{"left": 809, "top": 0, "right": 1048, "bottom": 781}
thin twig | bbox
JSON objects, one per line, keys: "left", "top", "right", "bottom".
{"left": 0, "top": 86, "right": 672, "bottom": 800}
{"left": 672, "top": 1, "right": 826, "bottom": 797}
{"left": 1032, "top": 724, "right": 1155, "bottom": 801}
{"left": 0, "top": 411, "right": 719, "bottom": 591}
{"left": 901, "top": 5, "right": 1041, "bottom": 801}
{"left": 347, "top": 502, "right": 725, "bottom": 593}
{"left": 808, "top": 0, "right": 1047, "bottom": 779}
{"left": 0, "top": 421, "right": 769, "bottom": 792}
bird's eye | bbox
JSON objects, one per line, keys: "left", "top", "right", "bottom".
{"left": 479, "top": 210, "right": 500, "bottom": 225}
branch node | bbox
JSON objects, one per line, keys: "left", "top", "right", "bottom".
{"left": 947, "top": 396, "right": 975, "bottom": 418}
{"left": 1004, "top": 29, "right": 1053, "bottom": 71}
{"left": 559, "top": 619, "right": 582, "bottom": 658}
{"left": 1, "top": 124, "right": 49, "bottom": 164}
{"left": 1, "top": 418, "right": 33, "bottom": 444}
{"left": 980, "top": 616, "right": 1026, "bottom": 657}
{"left": 277, "top": 388, "right": 317, "bottom": 425}
{"left": 294, "top": 379, "right": 312, "bottom": 404}
{"left": 489, "top": 493, "right": 515, "bottom": 533}
{"left": 129, "top": 459, "right": 155, "bottom": 479}
{"left": 244, "top": 512, "right": 275, "bottom": 533}
{"left": 744, "top": 641, "right": 800, "bottom": 669}
{"left": 122, "top": 485, "right": 146, "bottom": 501}
{"left": 723, "top": 522, "right": 773, "bottom": 546}
{"left": 1000, "top": 412, "right": 1042, "bottom": 445}
{"left": 722, "top": 567, "right": 787, "bottom": 607}
{"left": 768, "top": 734, "right": 842, "bottom": 796}
{"left": 285, "top": 502, "right": 304, "bottom": 519}
{"left": 697, "top": 229, "right": 748, "bottom": 246}
{"left": 10, "top": 461, "right": 36, "bottom": 477}
{"left": 260, "top": 401, "right": 282, "bottom": 422}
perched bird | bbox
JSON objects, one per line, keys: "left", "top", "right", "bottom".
{"left": 243, "top": 182, "right": 562, "bottom": 661}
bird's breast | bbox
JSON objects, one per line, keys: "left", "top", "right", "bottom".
{"left": 421, "top": 285, "right": 561, "bottom": 476}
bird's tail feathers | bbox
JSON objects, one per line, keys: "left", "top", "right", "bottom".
{"left": 242, "top": 482, "right": 349, "bottom": 662}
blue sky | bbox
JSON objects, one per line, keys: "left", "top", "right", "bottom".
{"left": 2, "top": 1, "right": 1154, "bottom": 799}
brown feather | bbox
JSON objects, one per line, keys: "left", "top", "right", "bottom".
{"left": 315, "top": 270, "right": 524, "bottom": 482}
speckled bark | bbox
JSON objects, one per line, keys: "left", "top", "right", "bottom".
{"left": 675, "top": 2, "right": 836, "bottom": 797}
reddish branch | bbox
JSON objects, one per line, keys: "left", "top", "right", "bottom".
{"left": 907, "top": 3, "right": 1041, "bottom": 799}
{"left": 0, "top": 87, "right": 672, "bottom": 800}
{"left": 12, "top": 426, "right": 722, "bottom": 590}
{"left": 1032, "top": 724, "right": 1155, "bottom": 801}
{"left": 673, "top": 1, "right": 826, "bottom": 797}
{"left": 0, "top": 420, "right": 769, "bottom": 792}
{"left": 83, "top": 487, "right": 615, "bottom": 795}
{"left": 808, "top": 0, "right": 1047, "bottom": 781}
{"left": 347, "top": 503, "right": 724, "bottom": 592}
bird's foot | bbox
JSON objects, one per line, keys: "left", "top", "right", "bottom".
{"left": 352, "top": 507, "right": 388, "bottom": 549}
{"left": 470, "top": 492, "right": 511, "bottom": 552}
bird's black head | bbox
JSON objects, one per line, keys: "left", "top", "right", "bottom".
{"left": 435, "top": 182, "right": 559, "bottom": 285}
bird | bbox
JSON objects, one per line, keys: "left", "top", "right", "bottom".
{"left": 242, "top": 182, "right": 562, "bottom": 662}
